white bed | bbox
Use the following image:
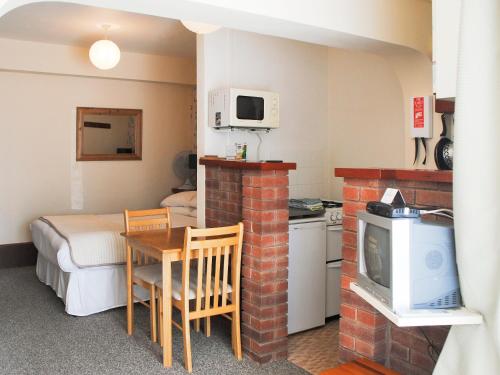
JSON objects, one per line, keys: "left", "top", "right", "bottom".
{"left": 32, "top": 192, "right": 198, "bottom": 316}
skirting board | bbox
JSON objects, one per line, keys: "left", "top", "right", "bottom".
{"left": 0, "top": 242, "right": 37, "bottom": 269}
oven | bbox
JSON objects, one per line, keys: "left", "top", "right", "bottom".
{"left": 323, "top": 201, "right": 343, "bottom": 318}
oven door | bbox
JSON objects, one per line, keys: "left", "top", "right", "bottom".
{"left": 326, "top": 225, "right": 342, "bottom": 262}
{"left": 326, "top": 260, "right": 342, "bottom": 317}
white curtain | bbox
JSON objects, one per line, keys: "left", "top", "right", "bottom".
{"left": 434, "top": 0, "right": 500, "bottom": 374}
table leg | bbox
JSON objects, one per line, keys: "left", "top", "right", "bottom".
{"left": 162, "top": 255, "right": 172, "bottom": 367}
{"left": 126, "top": 244, "right": 133, "bottom": 335}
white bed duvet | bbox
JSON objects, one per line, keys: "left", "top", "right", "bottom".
{"left": 31, "top": 213, "right": 197, "bottom": 316}
{"left": 40, "top": 214, "right": 126, "bottom": 268}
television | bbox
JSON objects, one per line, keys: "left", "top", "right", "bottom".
{"left": 357, "top": 211, "right": 461, "bottom": 313}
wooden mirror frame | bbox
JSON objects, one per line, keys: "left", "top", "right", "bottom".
{"left": 76, "top": 107, "right": 143, "bottom": 161}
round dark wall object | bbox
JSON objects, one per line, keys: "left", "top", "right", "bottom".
{"left": 434, "top": 137, "right": 453, "bottom": 170}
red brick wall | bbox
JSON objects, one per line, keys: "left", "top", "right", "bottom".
{"left": 205, "top": 167, "right": 242, "bottom": 227}
{"left": 241, "top": 170, "right": 289, "bottom": 363}
{"left": 390, "top": 325, "right": 450, "bottom": 374}
{"left": 340, "top": 177, "right": 453, "bottom": 374}
{"left": 205, "top": 166, "right": 290, "bottom": 363}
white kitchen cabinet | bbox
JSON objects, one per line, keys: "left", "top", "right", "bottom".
{"left": 288, "top": 218, "right": 326, "bottom": 334}
{"left": 432, "top": 0, "right": 461, "bottom": 100}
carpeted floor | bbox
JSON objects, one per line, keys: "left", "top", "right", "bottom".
{"left": 0, "top": 267, "right": 308, "bottom": 375}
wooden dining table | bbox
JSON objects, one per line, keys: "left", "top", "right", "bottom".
{"left": 121, "top": 227, "right": 186, "bottom": 367}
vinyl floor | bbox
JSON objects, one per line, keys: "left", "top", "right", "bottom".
{"left": 288, "top": 319, "right": 340, "bottom": 375}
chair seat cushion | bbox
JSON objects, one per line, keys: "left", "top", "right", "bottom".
{"left": 134, "top": 264, "right": 162, "bottom": 284}
{"left": 156, "top": 267, "right": 232, "bottom": 301}
{"left": 134, "top": 263, "right": 182, "bottom": 284}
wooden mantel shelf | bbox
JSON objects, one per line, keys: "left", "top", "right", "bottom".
{"left": 335, "top": 168, "right": 452, "bottom": 183}
{"left": 200, "top": 157, "right": 296, "bottom": 171}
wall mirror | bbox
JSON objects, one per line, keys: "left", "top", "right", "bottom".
{"left": 76, "top": 107, "right": 142, "bottom": 161}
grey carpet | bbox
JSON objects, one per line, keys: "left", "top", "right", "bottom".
{"left": 0, "top": 267, "right": 308, "bottom": 375}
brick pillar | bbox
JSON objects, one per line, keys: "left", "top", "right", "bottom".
{"left": 205, "top": 167, "right": 242, "bottom": 227}
{"left": 203, "top": 163, "right": 292, "bottom": 363}
{"left": 240, "top": 170, "right": 289, "bottom": 363}
{"left": 339, "top": 176, "right": 453, "bottom": 375}
{"left": 340, "top": 178, "right": 390, "bottom": 363}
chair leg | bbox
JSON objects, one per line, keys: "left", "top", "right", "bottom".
{"left": 232, "top": 310, "right": 242, "bottom": 360}
{"left": 202, "top": 297, "right": 210, "bottom": 337}
{"left": 205, "top": 317, "right": 211, "bottom": 337}
{"left": 158, "top": 291, "right": 163, "bottom": 347}
{"left": 231, "top": 318, "right": 235, "bottom": 353}
{"left": 182, "top": 308, "right": 193, "bottom": 373}
{"left": 150, "top": 284, "right": 157, "bottom": 343}
{"left": 194, "top": 319, "right": 200, "bottom": 332}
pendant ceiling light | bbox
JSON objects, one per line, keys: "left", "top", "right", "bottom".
{"left": 180, "top": 20, "right": 221, "bottom": 34}
{"left": 89, "top": 24, "right": 121, "bottom": 70}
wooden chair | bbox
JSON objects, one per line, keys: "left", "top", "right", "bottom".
{"left": 124, "top": 208, "right": 171, "bottom": 343}
{"left": 156, "top": 223, "right": 244, "bottom": 373}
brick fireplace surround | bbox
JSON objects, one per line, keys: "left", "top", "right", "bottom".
{"left": 200, "top": 157, "right": 296, "bottom": 363}
{"left": 335, "top": 168, "right": 454, "bottom": 375}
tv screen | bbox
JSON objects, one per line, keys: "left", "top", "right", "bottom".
{"left": 364, "top": 224, "right": 391, "bottom": 288}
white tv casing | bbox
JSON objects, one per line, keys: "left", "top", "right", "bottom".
{"left": 357, "top": 212, "right": 412, "bottom": 313}
{"left": 357, "top": 211, "right": 459, "bottom": 314}
{"left": 208, "top": 88, "right": 279, "bottom": 129}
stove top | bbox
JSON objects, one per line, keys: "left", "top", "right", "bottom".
{"left": 288, "top": 207, "right": 326, "bottom": 220}
{"left": 287, "top": 199, "right": 342, "bottom": 222}
{"left": 321, "top": 199, "right": 343, "bottom": 208}
{"left": 322, "top": 200, "right": 343, "bottom": 225}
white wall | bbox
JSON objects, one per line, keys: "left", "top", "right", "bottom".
{"left": 384, "top": 50, "right": 440, "bottom": 170}
{"left": 184, "top": 0, "right": 432, "bottom": 55}
{"left": 0, "top": 0, "right": 432, "bottom": 56}
{"left": 0, "top": 40, "right": 195, "bottom": 244}
{"left": 197, "top": 29, "right": 330, "bottom": 225}
{"left": 327, "top": 48, "right": 406, "bottom": 199}
{"left": 197, "top": 29, "right": 420, "bottom": 225}
{"left": 0, "top": 37, "right": 195, "bottom": 85}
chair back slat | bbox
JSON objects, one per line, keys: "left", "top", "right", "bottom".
{"left": 204, "top": 247, "right": 213, "bottom": 312}
{"left": 213, "top": 246, "right": 222, "bottom": 309}
{"left": 181, "top": 223, "right": 243, "bottom": 320}
{"left": 124, "top": 208, "right": 171, "bottom": 265}
{"left": 124, "top": 208, "right": 171, "bottom": 233}
{"left": 126, "top": 208, "right": 170, "bottom": 217}
{"left": 221, "top": 245, "right": 230, "bottom": 307}
{"left": 195, "top": 248, "right": 204, "bottom": 313}
{"left": 129, "top": 217, "right": 171, "bottom": 230}
{"left": 189, "top": 237, "right": 239, "bottom": 249}
{"left": 188, "top": 226, "right": 238, "bottom": 237}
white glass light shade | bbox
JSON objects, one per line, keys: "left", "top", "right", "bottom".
{"left": 89, "top": 39, "right": 121, "bottom": 70}
{"left": 181, "top": 20, "right": 221, "bottom": 34}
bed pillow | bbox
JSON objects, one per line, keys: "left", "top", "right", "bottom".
{"left": 160, "top": 191, "right": 197, "bottom": 208}
{"left": 188, "top": 208, "right": 197, "bottom": 218}
{"left": 168, "top": 206, "right": 194, "bottom": 216}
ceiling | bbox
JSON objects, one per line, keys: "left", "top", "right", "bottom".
{"left": 0, "top": 2, "right": 196, "bottom": 57}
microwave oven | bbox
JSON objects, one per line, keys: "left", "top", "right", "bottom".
{"left": 357, "top": 211, "right": 460, "bottom": 314}
{"left": 208, "top": 88, "right": 279, "bottom": 129}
